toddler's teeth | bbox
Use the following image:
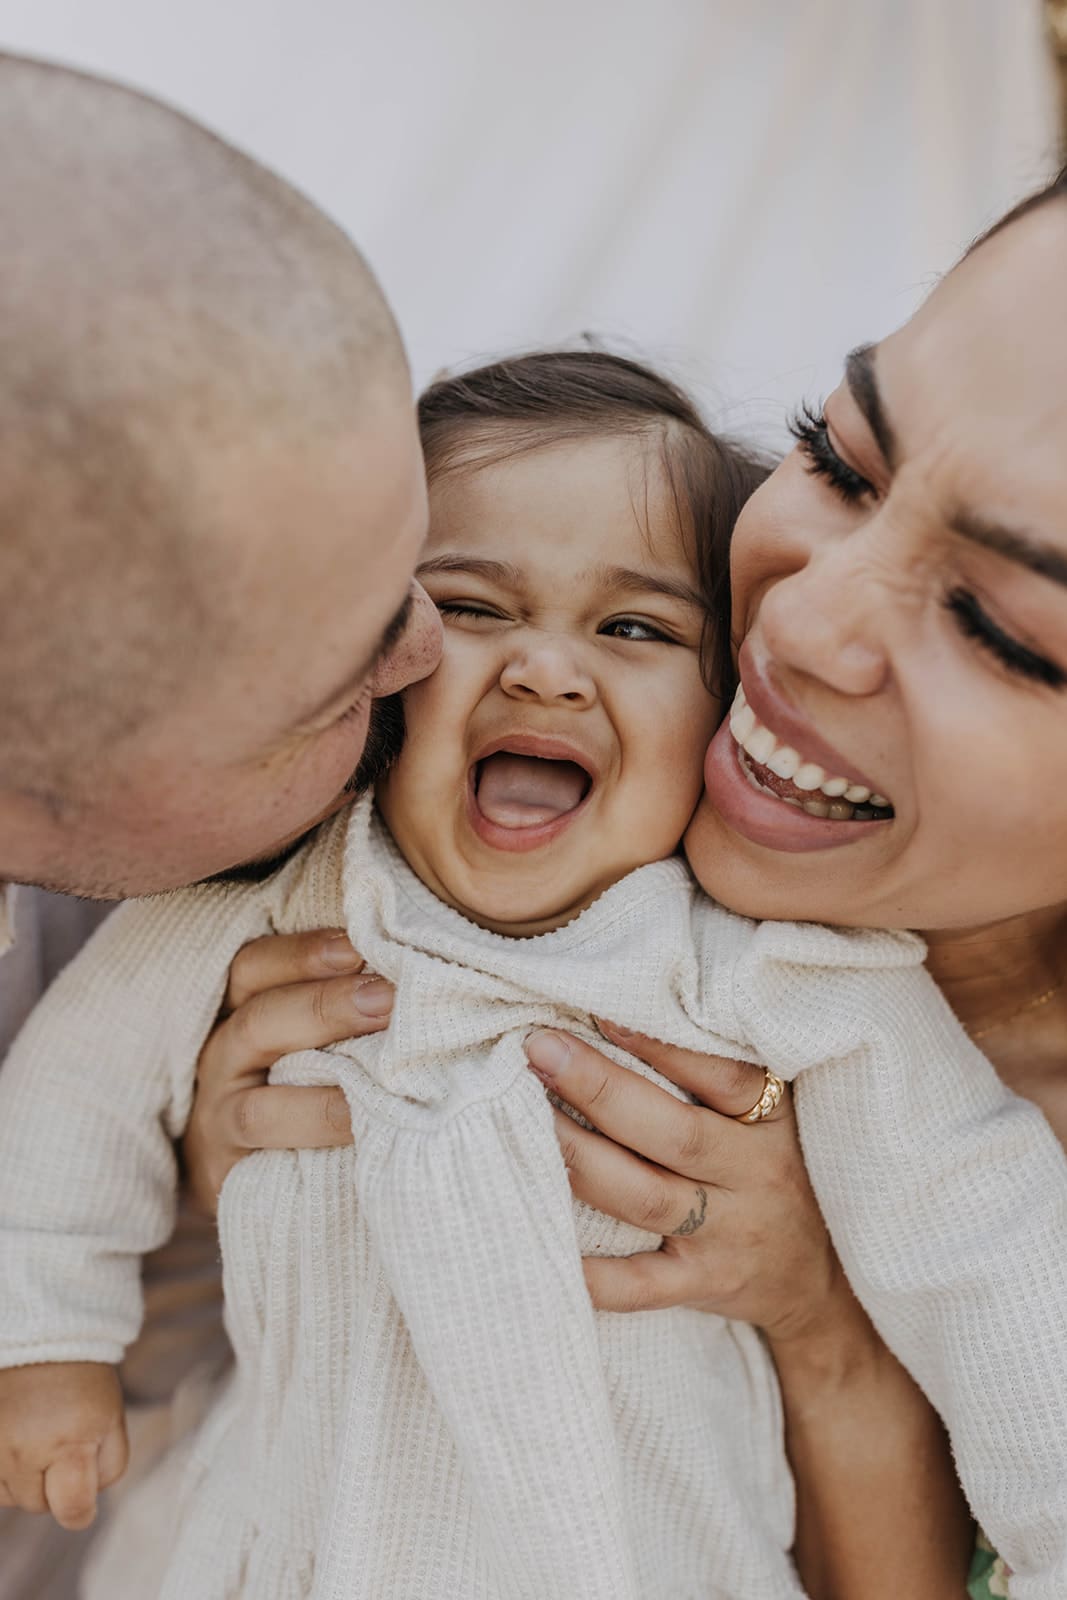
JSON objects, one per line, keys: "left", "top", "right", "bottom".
{"left": 843, "top": 784, "right": 870, "bottom": 804}
{"left": 826, "top": 801, "right": 855, "bottom": 820}
{"left": 819, "top": 776, "right": 849, "bottom": 797}
{"left": 870, "top": 793, "right": 889, "bottom": 808}
{"left": 801, "top": 798, "right": 831, "bottom": 817}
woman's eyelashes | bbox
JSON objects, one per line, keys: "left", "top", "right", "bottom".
{"left": 943, "top": 588, "right": 1065, "bottom": 690}
{"left": 787, "top": 411, "right": 1063, "bottom": 690}
{"left": 789, "top": 404, "right": 876, "bottom": 504}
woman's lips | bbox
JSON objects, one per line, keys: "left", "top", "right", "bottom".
{"left": 702, "top": 719, "right": 892, "bottom": 854}
{"left": 737, "top": 640, "right": 884, "bottom": 795}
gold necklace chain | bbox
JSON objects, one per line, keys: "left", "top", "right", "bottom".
{"left": 968, "top": 981, "right": 1064, "bottom": 1043}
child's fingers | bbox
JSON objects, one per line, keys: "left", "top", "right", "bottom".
{"left": 0, "top": 1463, "right": 46, "bottom": 1513}
{"left": 44, "top": 1447, "right": 99, "bottom": 1531}
{"left": 97, "top": 1413, "right": 129, "bottom": 1491}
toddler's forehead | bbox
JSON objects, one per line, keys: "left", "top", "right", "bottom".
{"left": 423, "top": 432, "right": 702, "bottom": 586}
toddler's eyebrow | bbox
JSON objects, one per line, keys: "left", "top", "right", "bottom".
{"left": 417, "top": 554, "right": 703, "bottom": 610}
{"left": 417, "top": 555, "right": 521, "bottom": 584}
{"left": 592, "top": 564, "right": 704, "bottom": 609}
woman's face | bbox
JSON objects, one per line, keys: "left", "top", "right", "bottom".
{"left": 686, "top": 200, "right": 1067, "bottom": 932}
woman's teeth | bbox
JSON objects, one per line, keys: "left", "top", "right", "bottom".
{"left": 728, "top": 686, "right": 892, "bottom": 821}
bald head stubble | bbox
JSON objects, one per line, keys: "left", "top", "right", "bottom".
{"left": 0, "top": 53, "right": 408, "bottom": 810}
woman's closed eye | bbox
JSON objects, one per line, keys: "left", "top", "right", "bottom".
{"left": 789, "top": 404, "right": 876, "bottom": 505}
{"left": 789, "top": 407, "right": 1064, "bottom": 690}
{"left": 944, "top": 588, "right": 1065, "bottom": 690}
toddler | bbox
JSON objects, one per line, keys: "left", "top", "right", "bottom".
{"left": 0, "top": 353, "right": 1064, "bottom": 1600}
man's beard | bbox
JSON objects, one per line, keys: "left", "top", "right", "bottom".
{"left": 344, "top": 692, "right": 406, "bottom": 795}
{"left": 204, "top": 696, "right": 406, "bottom": 886}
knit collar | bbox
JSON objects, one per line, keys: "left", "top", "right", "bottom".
{"left": 0, "top": 883, "right": 14, "bottom": 956}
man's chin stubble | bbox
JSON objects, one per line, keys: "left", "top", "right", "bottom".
{"left": 202, "top": 695, "right": 407, "bottom": 886}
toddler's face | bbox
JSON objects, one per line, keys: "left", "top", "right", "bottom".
{"left": 376, "top": 433, "right": 720, "bottom": 934}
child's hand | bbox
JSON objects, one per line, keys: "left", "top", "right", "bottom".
{"left": 0, "top": 1361, "right": 128, "bottom": 1530}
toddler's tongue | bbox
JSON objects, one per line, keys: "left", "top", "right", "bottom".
{"left": 475, "top": 753, "right": 588, "bottom": 828}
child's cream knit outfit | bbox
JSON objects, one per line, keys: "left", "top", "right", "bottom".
{"left": 1, "top": 797, "right": 1065, "bottom": 1599}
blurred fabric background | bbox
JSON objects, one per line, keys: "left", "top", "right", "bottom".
{"left": 0, "top": 1, "right": 1059, "bottom": 443}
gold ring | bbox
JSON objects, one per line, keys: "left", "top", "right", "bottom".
{"left": 735, "top": 1068, "right": 785, "bottom": 1124}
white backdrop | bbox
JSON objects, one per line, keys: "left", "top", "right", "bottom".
{"left": 0, "top": 0, "right": 1059, "bottom": 442}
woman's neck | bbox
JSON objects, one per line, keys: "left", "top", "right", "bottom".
{"left": 923, "top": 904, "right": 1067, "bottom": 1039}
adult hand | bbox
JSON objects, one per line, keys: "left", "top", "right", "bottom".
{"left": 182, "top": 931, "right": 393, "bottom": 1214}
{"left": 524, "top": 1023, "right": 848, "bottom": 1347}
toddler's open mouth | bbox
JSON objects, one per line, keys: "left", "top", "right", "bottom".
{"left": 467, "top": 737, "right": 595, "bottom": 851}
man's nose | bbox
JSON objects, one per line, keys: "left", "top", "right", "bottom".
{"left": 499, "top": 636, "right": 597, "bottom": 707}
{"left": 369, "top": 582, "right": 443, "bottom": 697}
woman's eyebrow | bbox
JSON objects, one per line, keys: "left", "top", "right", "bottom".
{"left": 951, "top": 509, "right": 1067, "bottom": 588}
{"left": 845, "top": 344, "right": 898, "bottom": 467}
{"left": 845, "top": 346, "right": 1067, "bottom": 588}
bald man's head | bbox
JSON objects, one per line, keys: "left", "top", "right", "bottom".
{"left": 0, "top": 55, "right": 440, "bottom": 895}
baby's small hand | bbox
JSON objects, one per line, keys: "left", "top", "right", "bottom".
{"left": 0, "top": 1361, "right": 128, "bottom": 1530}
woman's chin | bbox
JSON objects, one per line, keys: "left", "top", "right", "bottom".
{"left": 682, "top": 794, "right": 859, "bottom": 926}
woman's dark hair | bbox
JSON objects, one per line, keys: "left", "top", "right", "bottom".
{"left": 417, "top": 350, "right": 771, "bottom": 703}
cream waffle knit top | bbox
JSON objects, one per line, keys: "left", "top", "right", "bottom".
{"left": 0, "top": 797, "right": 1065, "bottom": 1600}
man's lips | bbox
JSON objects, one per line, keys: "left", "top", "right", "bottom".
{"left": 737, "top": 640, "right": 884, "bottom": 795}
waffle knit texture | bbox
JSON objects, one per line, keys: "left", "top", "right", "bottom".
{"left": 0, "top": 796, "right": 1065, "bottom": 1598}
{"left": 0, "top": 883, "right": 14, "bottom": 954}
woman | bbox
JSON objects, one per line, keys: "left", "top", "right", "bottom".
{"left": 185, "top": 168, "right": 1067, "bottom": 1597}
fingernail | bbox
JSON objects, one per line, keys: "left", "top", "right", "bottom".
{"left": 524, "top": 1029, "right": 572, "bottom": 1083}
{"left": 321, "top": 933, "right": 361, "bottom": 970}
{"left": 594, "top": 1016, "right": 636, "bottom": 1043}
{"left": 352, "top": 976, "right": 393, "bottom": 1017}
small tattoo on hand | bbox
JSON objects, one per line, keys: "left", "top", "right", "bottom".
{"left": 673, "top": 1186, "right": 708, "bottom": 1236}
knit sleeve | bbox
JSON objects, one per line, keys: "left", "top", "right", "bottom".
{"left": 732, "top": 923, "right": 1067, "bottom": 1600}
{"left": 313, "top": 1060, "right": 639, "bottom": 1600}
{"left": 0, "top": 887, "right": 270, "bottom": 1369}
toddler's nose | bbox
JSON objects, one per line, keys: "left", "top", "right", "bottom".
{"left": 500, "top": 639, "right": 597, "bottom": 707}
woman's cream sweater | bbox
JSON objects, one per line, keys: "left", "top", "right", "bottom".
{"left": 0, "top": 798, "right": 1064, "bottom": 1599}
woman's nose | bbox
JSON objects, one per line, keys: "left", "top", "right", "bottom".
{"left": 499, "top": 637, "right": 597, "bottom": 707}
{"left": 757, "top": 540, "right": 890, "bottom": 698}
{"left": 369, "top": 581, "right": 444, "bottom": 697}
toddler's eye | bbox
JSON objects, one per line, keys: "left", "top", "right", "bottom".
{"left": 600, "top": 617, "right": 672, "bottom": 643}
{"left": 435, "top": 600, "right": 504, "bottom": 622}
